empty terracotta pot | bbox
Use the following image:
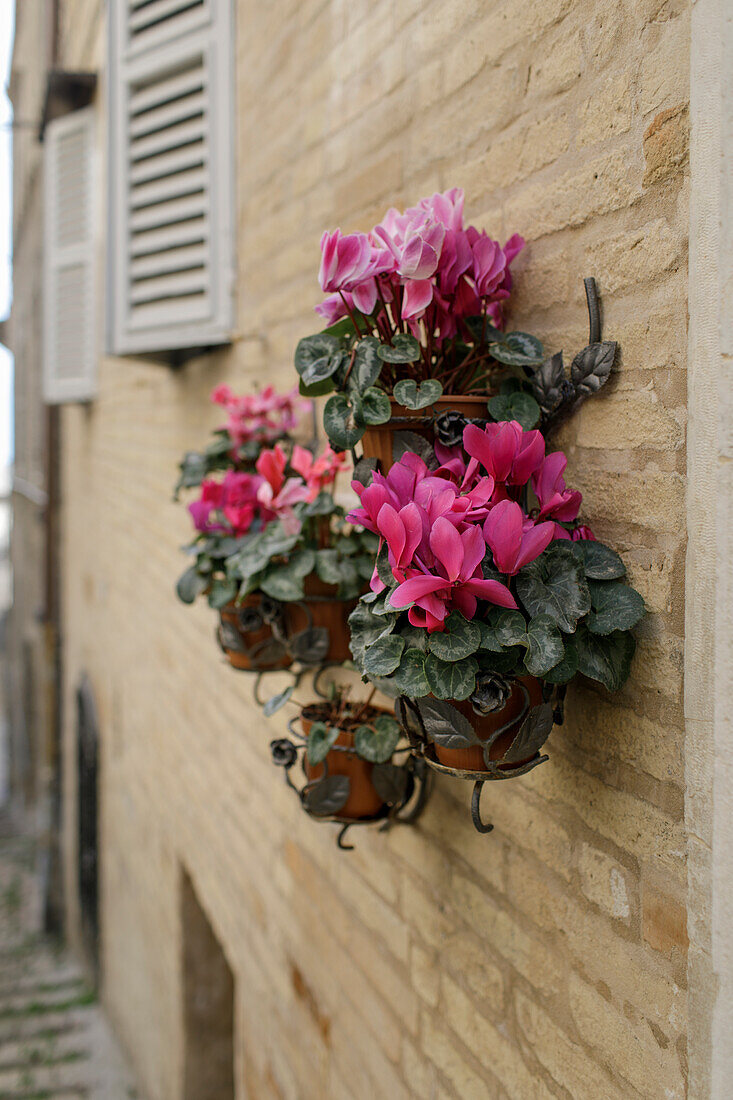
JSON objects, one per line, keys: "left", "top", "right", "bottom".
{"left": 219, "top": 596, "right": 291, "bottom": 671}
{"left": 361, "top": 394, "right": 491, "bottom": 470}
{"left": 301, "top": 704, "right": 390, "bottom": 820}
{"left": 431, "top": 675, "right": 545, "bottom": 772}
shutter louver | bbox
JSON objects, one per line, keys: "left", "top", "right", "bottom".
{"left": 108, "top": 0, "right": 234, "bottom": 355}
{"left": 43, "top": 108, "right": 97, "bottom": 404}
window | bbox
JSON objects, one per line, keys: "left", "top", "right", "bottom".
{"left": 107, "top": 0, "right": 235, "bottom": 356}
{"left": 43, "top": 107, "right": 97, "bottom": 403}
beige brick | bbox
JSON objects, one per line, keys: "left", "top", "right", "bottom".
{"left": 575, "top": 391, "right": 685, "bottom": 452}
{"left": 642, "top": 877, "right": 689, "bottom": 960}
{"left": 515, "top": 991, "right": 631, "bottom": 1100}
{"left": 568, "top": 973, "right": 686, "bottom": 1098}
{"left": 639, "top": 14, "right": 690, "bottom": 117}
{"left": 577, "top": 843, "right": 634, "bottom": 924}
{"left": 643, "top": 104, "right": 690, "bottom": 187}
{"left": 411, "top": 942, "right": 440, "bottom": 1008}
{"left": 527, "top": 29, "right": 583, "bottom": 97}
{"left": 578, "top": 72, "right": 635, "bottom": 147}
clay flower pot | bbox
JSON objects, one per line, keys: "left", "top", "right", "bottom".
{"left": 301, "top": 704, "right": 389, "bottom": 820}
{"left": 361, "top": 395, "right": 490, "bottom": 470}
{"left": 286, "top": 574, "right": 358, "bottom": 664}
{"left": 219, "top": 595, "right": 291, "bottom": 671}
{"left": 432, "top": 675, "right": 545, "bottom": 773}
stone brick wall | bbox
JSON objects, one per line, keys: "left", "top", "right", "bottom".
{"left": 22, "top": 0, "right": 695, "bottom": 1095}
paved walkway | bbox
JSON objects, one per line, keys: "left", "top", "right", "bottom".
{"left": 0, "top": 810, "right": 142, "bottom": 1100}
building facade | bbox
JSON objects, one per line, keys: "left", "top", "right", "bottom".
{"left": 7, "top": 0, "right": 733, "bottom": 1096}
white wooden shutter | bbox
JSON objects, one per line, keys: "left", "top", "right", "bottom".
{"left": 108, "top": 0, "right": 235, "bottom": 355}
{"left": 43, "top": 108, "right": 97, "bottom": 404}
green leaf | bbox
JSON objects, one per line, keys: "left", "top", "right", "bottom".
{"left": 315, "top": 549, "right": 341, "bottom": 586}
{"left": 489, "top": 331, "right": 544, "bottom": 368}
{"left": 392, "top": 648, "right": 431, "bottom": 696}
{"left": 492, "top": 609, "right": 528, "bottom": 648}
{"left": 354, "top": 716, "right": 400, "bottom": 763}
{"left": 516, "top": 542, "right": 590, "bottom": 633}
{"left": 323, "top": 393, "right": 365, "bottom": 450}
{"left": 575, "top": 626, "right": 636, "bottom": 691}
{"left": 358, "top": 386, "right": 392, "bottom": 426}
{"left": 524, "top": 614, "right": 565, "bottom": 677}
{"left": 487, "top": 391, "right": 541, "bottom": 430}
{"left": 348, "top": 602, "right": 398, "bottom": 663}
{"left": 393, "top": 378, "right": 444, "bottom": 410}
{"left": 371, "top": 763, "right": 408, "bottom": 805}
{"left": 376, "top": 542, "right": 396, "bottom": 588}
{"left": 176, "top": 566, "right": 208, "bottom": 604}
{"left": 542, "top": 636, "right": 579, "bottom": 684}
{"left": 587, "top": 581, "right": 645, "bottom": 635}
{"left": 259, "top": 564, "right": 305, "bottom": 602}
{"left": 263, "top": 686, "right": 295, "bottom": 717}
{"left": 352, "top": 337, "right": 383, "bottom": 392}
{"left": 377, "top": 333, "right": 421, "bottom": 363}
{"left": 208, "top": 578, "right": 238, "bottom": 609}
{"left": 428, "top": 611, "right": 481, "bottom": 661}
{"left": 303, "top": 492, "right": 336, "bottom": 517}
{"left": 363, "top": 635, "right": 405, "bottom": 676}
{"left": 424, "top": 654, "right": 478, "bottom": 700}
{"left": 294, "top": 334, "right": 344, "bottom": 387}
{"left": 502, "top": 703, "right": 554, "bottom": 764}
{"left": 321, "top": 316, "right": 358, "bottom": 340}
{"left": 475, "top": 619, "right": 504, "bottom": 652}
{"left": 306, "top": 721, "right": 340, "bottom": 765}
{"left": 576, "top": 540, "right": 626, "bottom": 580}
{"left": 299, "top": 376, "right": 336, "bottom": 398}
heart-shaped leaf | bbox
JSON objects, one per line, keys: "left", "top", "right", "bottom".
{"left": 488, "top": 392, "right": 541, "bottom": 430}
{"left": 571, "top": 342, "right": 617, "bottom": 396}
{"left": 358, "top": 387, "right": 392, "bottom": 426}
{"left": 392, "top": 648, "right": 431, "bottom": 696}
{"left": 393, "top": 378, "right": 444, "bottom": 410}
{"left": 575, "top": 540, "right": 626, "bottom": 580}
{"left": 392, "top": 431, "right": 439, "bottom": 467}
{"left": 575, "top": 626, "right": 636, "bottom": 691}
{"left": 415, "top": 697, "right": 478, "bottom": 749}
{"left": 363, "top": 635, "right": 406, "bottom": 676}
{"left": 502, "top": 703, "right": 554, "bottom": 764}
{"left": 524, "top": 614, "right": 565, "bottom": 677}
{"left": 352, "top": 337, "right": 383, "bottom": 392}
{"left": 489, "top": 332, "right": 544, "bottom": 368}
{"left": 294, "top": 334, "right": 344, "bottom": 387}
{"left": 348, "top": 602, "right": 398, "bottom": 663}
{"left": 324, "top": 393, "right": 365, "bottom": 450}
{"left": 424, "top": 654, "right": 478, "bottom": 700}
{"left": 377, "top": 334, "right": 421, "bottom": 363}
{"left": 354, "top": 716, "right": 400, "bottom": 763}
{"left": 304, "top": 774, "right": 350, "bottom": 816}
{"left": 428, "top": 612, "right": 481, "bottom": 662}
{"left": 492, "top": 610, "right": 528, "bottom": 648}
{"left": 306, "top": 721, "right": 340, "bottom": 765}
{"left": 260, "top": 565, "right": 305, "bottom": 602}
{"left": 176, "top": 566, "right": 208, "bottom": 604}
{"left": 542, "top": 636, "right": 579, "bottom": 683}
{"left": 516, "top": 543, "right": 590, "bottom": 633}
{"left": 587, "top": 581, "right": 645, "bottom": 635}
{"left": 208, "top": 578, "right": 238, "bottom": 609}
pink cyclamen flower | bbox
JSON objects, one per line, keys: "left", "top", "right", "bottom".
{"left": 188, "top": 471, "right": 263, "bottom": 537}
{"left": 471, "top": 234, "right": 509, "bottom": 299}
{"left": 483, "top": 500, "right": 555, "bottom": 576}
{"left": 532, "top": 451, "right": 582, "bottom": 522}
{"left": 318, "top": 229, "right": 393, "bottom": 313}
{"left": 376, "top": 502, "right": 423, "bottom": 573}
{"left": 290, "top": 443, "right": 347, "bottom": 499}
{"left": 389, "top": 518, "right": 517, "bottom": 631}
{"left": 255, "top": 444, "right": 310, "bottom": 535}
{"left": 463, "top": 420, "right": 545, "bottom": 486}
{"left": 572, "top": 524, "right": 596, "bottom": 541}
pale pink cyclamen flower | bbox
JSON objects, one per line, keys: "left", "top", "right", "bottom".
{"left": 318, "top": 229, "right": 394, "bottom": 314}
{"left": 290, "top": 444, "right": 347, "bottom": 499}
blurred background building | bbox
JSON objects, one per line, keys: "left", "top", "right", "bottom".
{"left": 3, "top": 1, "right": 733, "bottom": 1098}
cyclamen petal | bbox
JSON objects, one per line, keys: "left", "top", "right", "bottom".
{"left": 462, "top": 578, "right": 518, "bottom": 609}
{"left": 429, "top": 517, "right": 464, "bottom": 582}
{"left": 401, "top": 279, "right": 435, "bottom": 319}
{"left": 513, "top": 521, "right": 555, "bottom": 571}
{"left": 389, "top": 573, "right": 447, "bottom": 608}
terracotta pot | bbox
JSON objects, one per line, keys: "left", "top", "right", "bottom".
{"left": 432, "top": 675, "right": 545, "bottom": 772}
{"left": 301, "top": 704, "right": 389, "bottom": 820}
{"left": 286, "top": 574, "right": 357, "bottom": 663}
{"left": 361, "top": 394, "right": 491, "bottom": 470}
{"left": 219, "top": 596, "right": 291, "bottom": 671}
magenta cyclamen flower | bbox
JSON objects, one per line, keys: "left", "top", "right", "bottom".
{"left": 389, "top": 518, "right": 517, "bottom": 631}
{"left": 531, "top": 452, "right": 582, "bottom": 522}
{"left": 463, "top": 420, "right": 545, "bottom": 486}
{"left": 318, "top": 229, "right": 393, "bottom": 314}
{"left": 483, "top": 500, "right": 555, "bottom": 576}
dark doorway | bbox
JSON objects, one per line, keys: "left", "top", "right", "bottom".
{"left": 76, "top": 674, "right": 99, "bottom": 977}
{"left": 181, "top": 869, "right": 235, "bottom": 1100}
